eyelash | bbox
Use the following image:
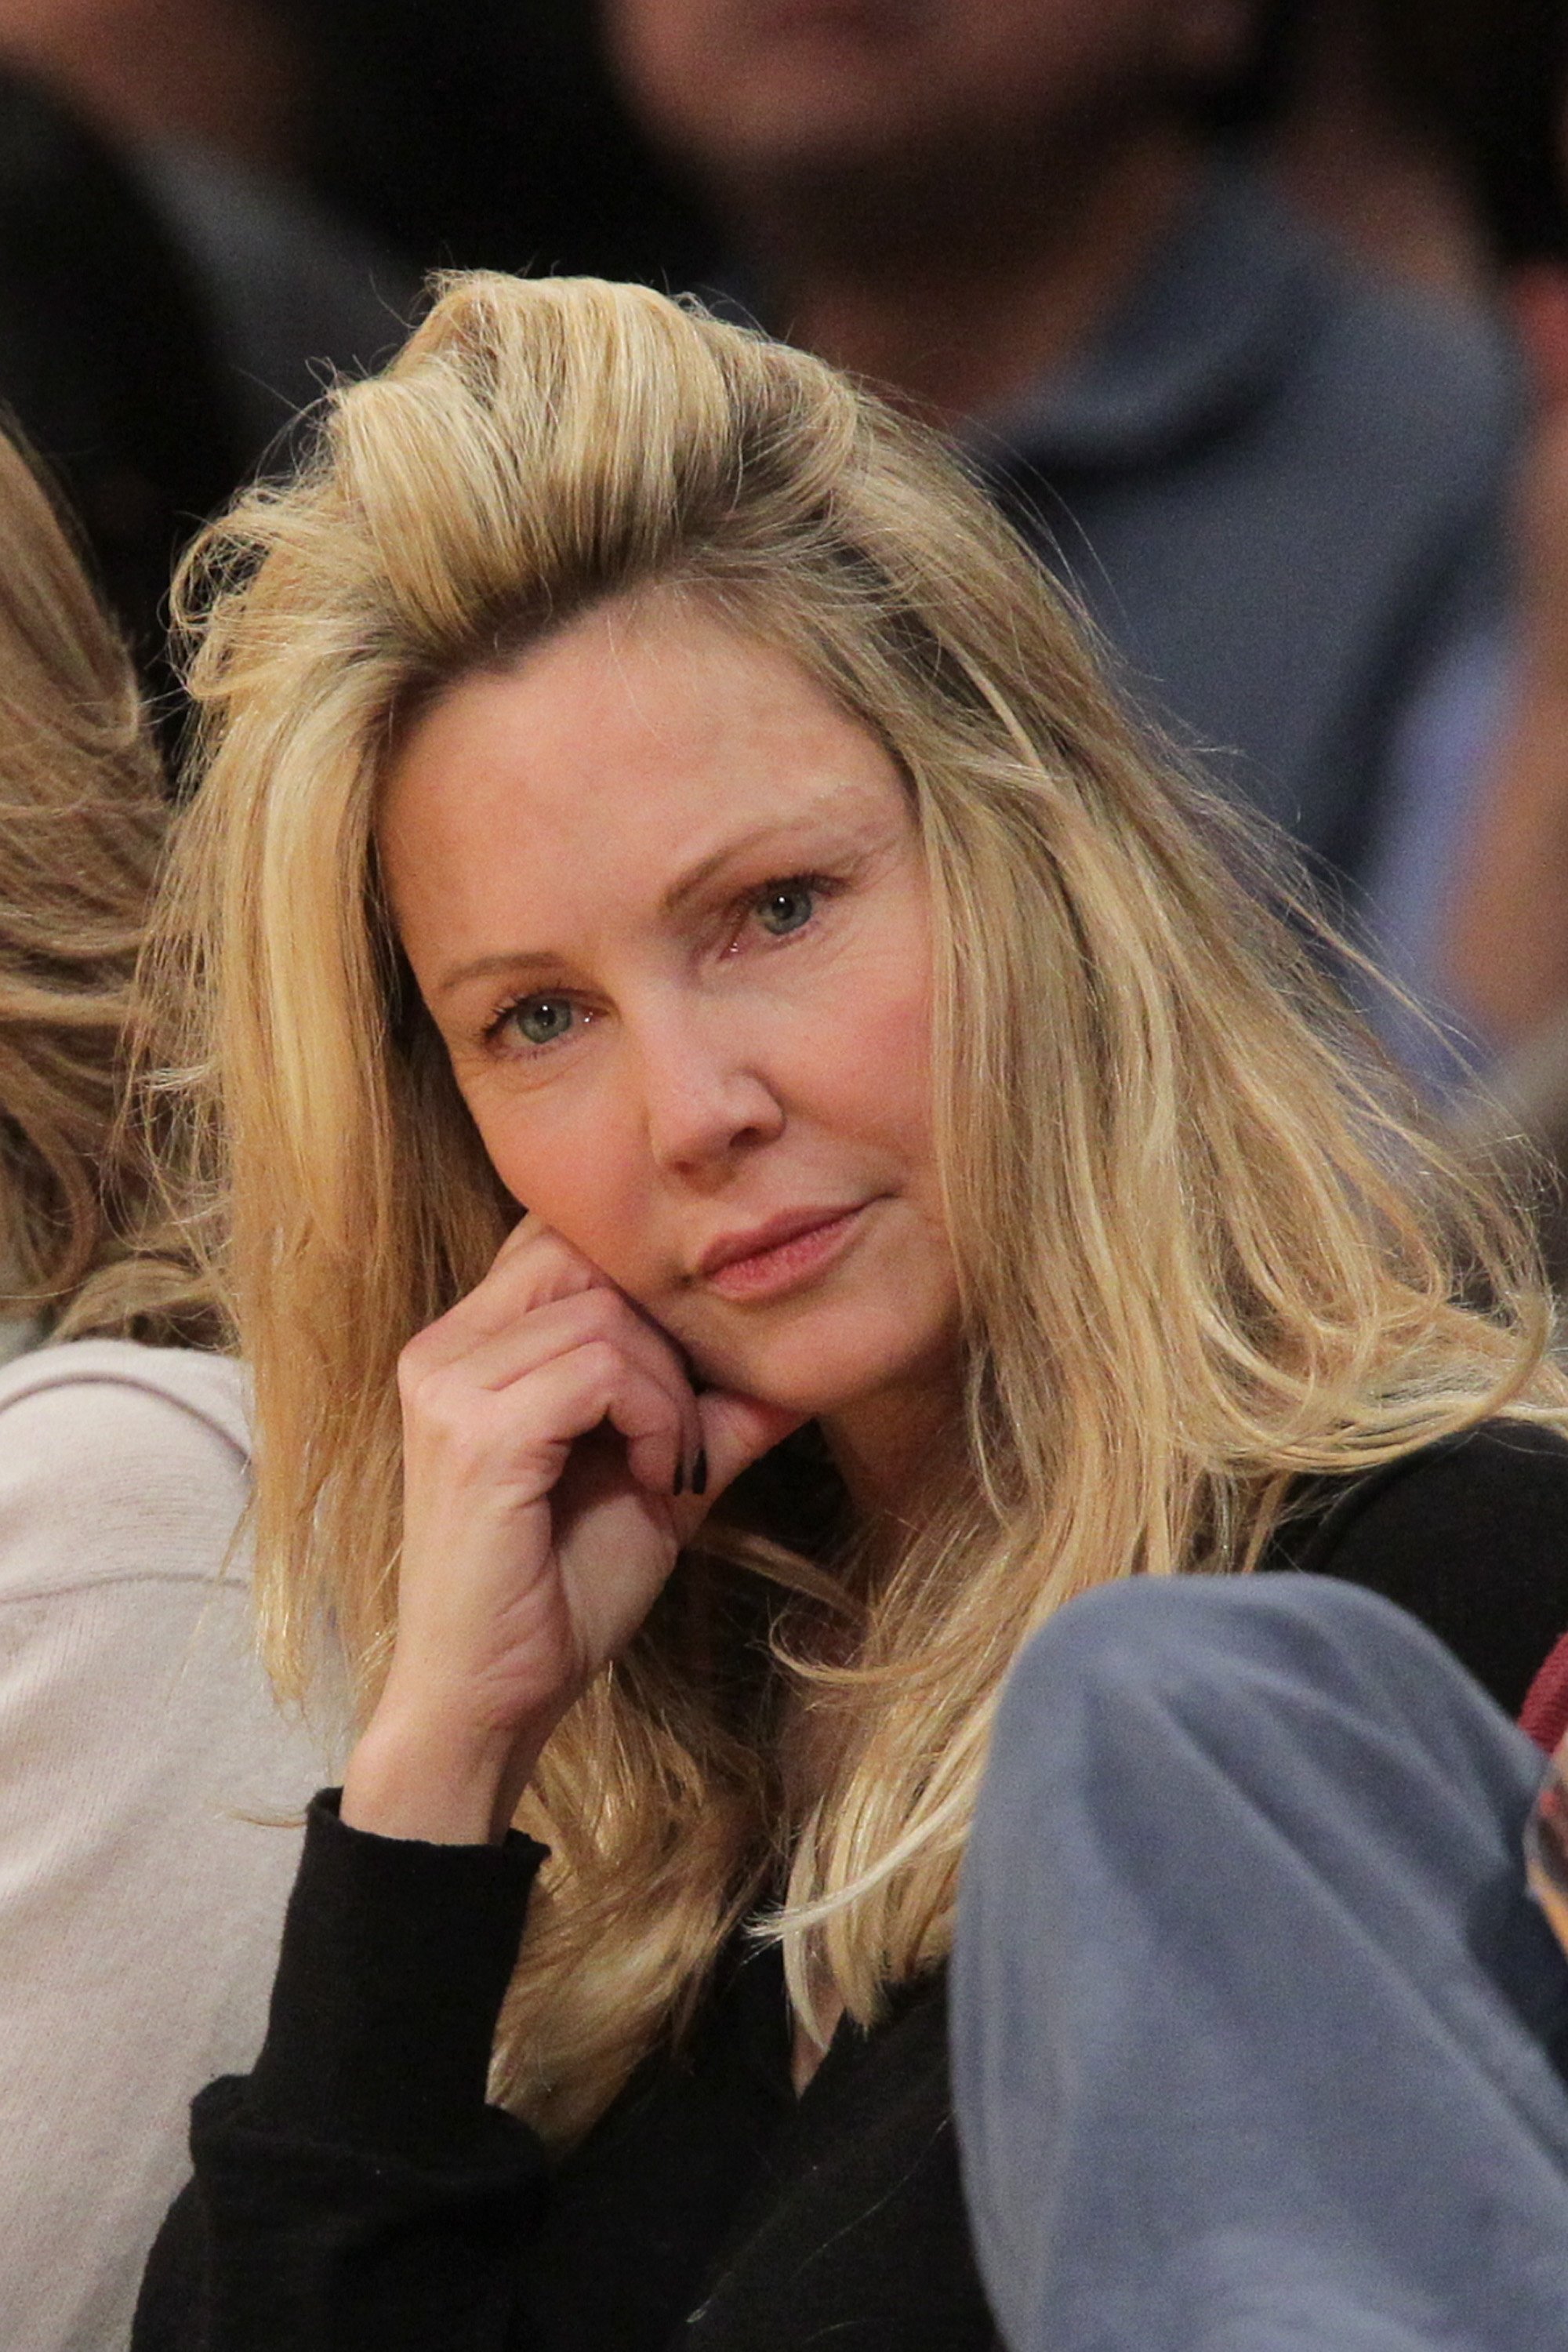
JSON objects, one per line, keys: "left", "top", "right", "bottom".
{"left": 480, "top": 871, "right": 838, "bottom": 1054}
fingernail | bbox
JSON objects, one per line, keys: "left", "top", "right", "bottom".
{"left": 673, "top": 1454, "right": 685, "bottom": 1497}
{"left": 691, "top": 1446, "right": 708, "bottom": 1497}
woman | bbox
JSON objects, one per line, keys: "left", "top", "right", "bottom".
{"left": 0, "top": 428, "right": 321, "bottom": 2351}
{"left": 134, "top": 272, "right": 1568, "bottom": 2349}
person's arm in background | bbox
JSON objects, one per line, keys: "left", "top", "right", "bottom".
{"left": 0, "top": 1343, "right": 323, "bottom": 2352}
{"left": 1444, "top": 274, "right": 1568, "bottom": 1049}
{"left": 953, "top": 1573, "right": 1568, "bottom": 2352}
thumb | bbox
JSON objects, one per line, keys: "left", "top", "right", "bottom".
{"left": 677, "top": 1388, "right": 807, "bottom": 1530}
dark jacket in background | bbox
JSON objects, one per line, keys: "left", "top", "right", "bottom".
{"left": 0, "top": 75, "right": 410, "bottom": 714}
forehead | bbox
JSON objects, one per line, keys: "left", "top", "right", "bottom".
{"left": 376, "top": 597, "right": 906, "bottom": 938}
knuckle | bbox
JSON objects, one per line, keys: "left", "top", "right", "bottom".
{"left": 572, "top": 1287, "right": 628, "bottom": 1344}
{"left": 413, "top": 1381, "right": 474, "bottom": 1450}
{"left": 573, "top": 1336, "right": 622, "bottom": 1391}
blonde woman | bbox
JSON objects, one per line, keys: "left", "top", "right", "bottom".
{"left": 0, "top": 431, "right": 321, "bottom": 2352}
{"left": 132, "top": 274, "right": 1568, "bottom": 2350}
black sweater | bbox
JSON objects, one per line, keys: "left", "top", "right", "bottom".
{"left": 133, "top": 1422, "right": 1568, "bottom": 2352}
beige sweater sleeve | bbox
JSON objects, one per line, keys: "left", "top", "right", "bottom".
{"left": 0, "top": 1341, "right": 329, "bottom": 2352}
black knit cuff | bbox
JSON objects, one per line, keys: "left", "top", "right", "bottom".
{"left": 246, "top": 1790, "right": 548, "bottom": 2165}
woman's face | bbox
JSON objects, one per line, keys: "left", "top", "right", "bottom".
{"left": 378, "top": 594, "right": 960, "bottom": 1427}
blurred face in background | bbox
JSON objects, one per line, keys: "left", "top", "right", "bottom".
{"left": 603, "top": 0, "right": 1254, "bottom": 209}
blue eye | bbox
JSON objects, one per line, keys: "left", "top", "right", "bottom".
{"left": 755, "top": 881, "right": 816, "bottom": 937}
{"left": 510, "top": 995, "right": 576, "bottom": 1046}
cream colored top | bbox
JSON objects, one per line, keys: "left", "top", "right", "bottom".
{"left": 0, "top": 1340, "right": 328, "bottom": 2350}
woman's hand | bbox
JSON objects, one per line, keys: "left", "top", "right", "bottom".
{"left": 340, "top": 1218, "right": 801, "bottom": 1844}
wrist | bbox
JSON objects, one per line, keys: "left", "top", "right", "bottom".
{"left": 341, "top": 1696, "right": 550, "bottom": 1846}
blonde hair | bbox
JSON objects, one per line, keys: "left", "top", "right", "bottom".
{"left": 152, "top": 271, "right": 1563, "bottom": 2142}
{"left": 0, "top": 429, "right": 214, "bottom": 1345}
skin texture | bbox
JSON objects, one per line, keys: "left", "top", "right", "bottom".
{"left": 343, "top": 596, "right": 960, "bottom": 1853}
{"left": 1443, "top": 261, "right": 1568, "bottom": 1048}
{"left": 604, "top": 0, "right": 1247, "bottom": 197}
{"left": 0, "top": 0, "right": 303, "bottom": 172}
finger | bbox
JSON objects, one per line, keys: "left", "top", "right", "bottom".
{"left": 446, "top": 1340, "right": 688, "bottom": 1501}
{"left": 475, "top": 1218, "right": 605, "bottom": 1317}
{"left": 407, "top": 1225, "right": 606, "bottom": 1370}
{"left": 452, "top": 1294, "right": 702, "bottom": 1472}
{"left": 449, "top": 1289, "right": 680, "bottom": 1392}
{"left": 534, "top": 1341, "right": 689, "bottom": 1497}
{"left": 487, "top": 1223, "right": 684, "bottom": 1361}
{"left": 489, "top": 1207, "right": 563, "bottom": 1271}
{"left": 673, "top": 1389, "right": 808, "bottom": 1530}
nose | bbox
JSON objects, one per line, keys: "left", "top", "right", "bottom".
{"left": 630, "top": 998, "right": 786, "bottom": 1180}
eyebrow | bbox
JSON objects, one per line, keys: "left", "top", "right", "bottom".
{"left": 655, "top": 822, "right": 803, "bottom": 918}
{"left": 433, "top": 947, "right": 568, "bottom": 999}
{"left": 430, "top": 812, "right": 851, "bottom": 1001}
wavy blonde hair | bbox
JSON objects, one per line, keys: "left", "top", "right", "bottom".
{"left": 149, "top": 271, "right": 1563, "bottom": 2142}
{"left": 0, "top": 427, "right": 214, "bottom": 1345}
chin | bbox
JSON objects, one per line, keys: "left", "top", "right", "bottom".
{"left": 692, "top": 1302, "right": 952, "bottom": 1422}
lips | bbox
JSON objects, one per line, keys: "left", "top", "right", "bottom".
{"left": 698, "top": 1204, "right": 868, "bottom": 1300}
{"left": 699, "top": 1204, "right": 862, "bottom": 1277}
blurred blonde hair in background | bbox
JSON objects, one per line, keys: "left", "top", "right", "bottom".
{"left": 0, "top": 426, "right": 214, "bottom": 1345}
{"left": 148, "top": 271, "right": 1566, "bottom": 2143}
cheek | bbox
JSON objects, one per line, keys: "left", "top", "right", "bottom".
{"left": 839, "top": 987, "right": 933, "bottom": 1155}
{"left": 460, "top": 1085, "right": 648, "bottom": 1279}
{"left": 816, "top": 905, "right": 936, "bottom": 1156}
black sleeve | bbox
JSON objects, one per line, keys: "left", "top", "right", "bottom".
{"left": 1265, "top": 1421, "right": 1568, "bottom": 1716}
{"left": 132, "top": 1792, "right": 550, "bottom": 2352}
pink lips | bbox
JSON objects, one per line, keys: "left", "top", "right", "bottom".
{"left": 699, "top": 1206, "right": 866, "bottom": 1301}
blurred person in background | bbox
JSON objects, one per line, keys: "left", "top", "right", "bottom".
{"left": 0, "top": 5, "right": 410, "bottom": 707}
{"left": 1437, "top": 28, "right": 1568, "bottom": 1065}
{"left": 0, "top": 0, "right": 302, "bottom": 174}
{"left": 281, "top": 0, "right": 717, "bottom": 296}
{"left": 603, "top": 0, "right": 1520, "bottom": 953}
{"left": 1303, "top": 0, "right": 1568, "bottom": 1261}
{"left": 1255, "top": 0, "right": 1568, "bottom": 1087}
{"left": 1274, "top": 0, "right": 1568, "bottom": 302}
{"left": 0, "top": 432, "right": 321, "bottom": 2351}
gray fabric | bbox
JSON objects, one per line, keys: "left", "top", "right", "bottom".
{"left": 953, "top": 1576, "right": 1568, "bottom": 2351}
{"left": 977, "top": 164, "right": 1520, "bottom": 888}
